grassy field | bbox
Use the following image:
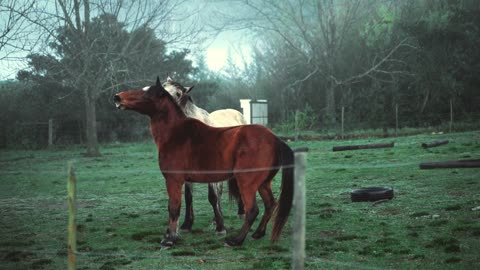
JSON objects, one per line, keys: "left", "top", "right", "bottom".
{"left": 1, "top": 131, "right": 479, "bottom": 269}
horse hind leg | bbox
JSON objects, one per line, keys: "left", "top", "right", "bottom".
{"left": 227, "top": 178, "right": 245, "bottom": 219}
{"left": 252, "top": 182, "right": 276, "bottom": 240}
{"left": 208, "top": 183, "right": 226, "bottom": 234}
{"left": 237, "top": 198, "right": 245, "bottom": 219}
{"left": 180, "top": 182, "right": 194, "bottom": 232}
{"left": 225, "top": 184, "right": 259, "bottom": 247}
{"left": 225, "top": 200, "right": 259, "bottom": 247}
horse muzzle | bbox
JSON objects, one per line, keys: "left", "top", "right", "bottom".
{"left": 113, "top": 94, "right": 125, "bottom": 110}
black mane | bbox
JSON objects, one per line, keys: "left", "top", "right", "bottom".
{"left": 148, "top": 83, "right": 186, "bottom": 117}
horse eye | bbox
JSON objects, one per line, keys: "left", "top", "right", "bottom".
{"left": 176, "top": 92, "right": 181, "bottom": 97}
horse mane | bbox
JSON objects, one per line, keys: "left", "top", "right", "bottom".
{"left": 162, "top": 79, "right": 194, "bottom": 107}
{"left": 179, "top": 93, "right": 194, "bottom": 107}
{"left": 156, "top": 85, "right": 187, "bottom": 118}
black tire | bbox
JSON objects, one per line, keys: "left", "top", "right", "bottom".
{"left": 350, "top": 187, "right": 394, "bottom": 202}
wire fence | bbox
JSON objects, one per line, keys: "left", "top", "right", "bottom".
{"left": 2, "top": 109, "right": 480, "bottom": 150}
{"left": 1, "top": 148, "right": 411, "bottom": 270}
{"left": 2, "top": 128, "right": 478, "bottom": 269}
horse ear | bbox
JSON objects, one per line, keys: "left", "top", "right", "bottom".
{"left": 167, "top": 75, "right": 173, "bottom": 83}
{"left": 185, "top": 86, "right": 194, "bottom": 94}
{"left": 156, "top": 76, "right": 161, "bottom": 86}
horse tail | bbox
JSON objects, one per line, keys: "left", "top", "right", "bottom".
{"left": 228, "top": 178, "right": 241, "bottom": 205}
{"left": 271, "top": 139, "right": 294, "bottom": 242}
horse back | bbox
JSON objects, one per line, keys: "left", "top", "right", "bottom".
{"left": 159, "top": 120, "right": 281, "bottom": 182}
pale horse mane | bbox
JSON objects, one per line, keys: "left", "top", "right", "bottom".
{"left": 163, "top": 77, "right": 247, "bottom": 127}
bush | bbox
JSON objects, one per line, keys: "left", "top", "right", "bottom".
{"left": 275, "top": 105, "right": 318, "bottom": 133}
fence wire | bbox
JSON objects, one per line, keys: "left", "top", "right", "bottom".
{"left": 2, "top": 137, "right": 478, "bottom": 269}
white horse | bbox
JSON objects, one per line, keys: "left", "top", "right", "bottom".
{"left": 163, "top": 76, "right": 246, "bottom": 233}
{"left": 164, "top": 77, "right": 246, "bottom": 127}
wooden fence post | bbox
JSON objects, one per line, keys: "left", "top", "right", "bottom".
{"left": 293, "top": 148, "right": 308, "bottom": 270}
{"left": 449, "top": 99, "right": 453, "bottom": 133}
{"left": 68, "top": 162, "right": 77, "bottom": 270}
{"left": 341, "top": 106, "right": 345, "bottom": 139}
{"left": 48, "top": 119, "right": 54, "bottom": 147}
{"left": 395, "top": 104, "right": 398, "bottom": 137}
{"left": 294, "top": 110, "right": 299, "bottom": 141}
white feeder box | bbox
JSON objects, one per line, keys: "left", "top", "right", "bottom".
{"left": 240, "top": 99, "right": 268, "bottom": 126}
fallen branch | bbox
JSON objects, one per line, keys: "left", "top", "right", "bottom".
{"left": 421, "top": 139, "right": 449, "bottom": 149}
{"left": 333, "top": 142, "right": 394, "bottom": 152}
{"left": 419, "top": 159, "right": 480, "bottom": 169}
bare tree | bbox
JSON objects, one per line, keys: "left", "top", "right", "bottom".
{"left": 7, "top": 0, "right": 204, "bottom": 156}
{"left": 215, "top": 0, "right": 415, "bottom": 126}
{"left": 0, "top": 0, "right": 38, "bottom": 77}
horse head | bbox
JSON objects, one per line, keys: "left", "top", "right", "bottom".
{"left": 114, "top": 77, "right": 180, "bottom": 116}
{"left": 163, "top": 76, "right": 194, "bottom": 108}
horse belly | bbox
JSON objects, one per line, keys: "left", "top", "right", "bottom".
{"left": 187, "top": 172, "right": 232, "bottom": 183}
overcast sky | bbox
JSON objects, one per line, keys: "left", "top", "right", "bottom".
{"left": 199, "top": 1, "right": 253, "bottom": 72}
{"left": 0, "top": 0, "right": 252, "bottom": 80}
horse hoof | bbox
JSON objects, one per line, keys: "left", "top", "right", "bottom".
{"left": 161, "top": 245, "right": 171, "bottom": 250}
{"left": 160, "top": 240, "right": 174, "bottom": 249}
{"left": 180, "top": 227, "right": 192, "bottom": 233}
{"left": 180, "top": 224, "right": 192, "bottom": 232}
{"left": 252, "top": 231, "right": 266, "bottom": 239}
{"left": 224, "top": 238, "right": 242, "bottom": 247}
{"left": 215, "top": 229, "right": 227, "bottom": 235}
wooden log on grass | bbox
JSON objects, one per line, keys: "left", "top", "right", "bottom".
{"left": 420, "top": 159, "right": 480, "bottom": 169}
{"left": 421, "top": 139, "right": 449, "bottom": 149}
{"left": 332, "top": 142, "right": 394, "bottom": 152}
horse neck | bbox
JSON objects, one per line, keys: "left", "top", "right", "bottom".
{"left": 149, "top": 101, "right": 186, "bottom": 148}
{"left": 183, "top": 100, "right": 211, "bottom": 124}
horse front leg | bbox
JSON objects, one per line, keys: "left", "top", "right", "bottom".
{"left": 180, "top": 181, "right": 194, "bottom": 232}
{"left": 161, "top": 178, "right": 183, "bottom": 249}
{"left": 208, "top": 183, "right": 226, "bottom": 234}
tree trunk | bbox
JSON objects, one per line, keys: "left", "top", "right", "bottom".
{"left": 84, "top": 88, "right": 100, "bottom": 157}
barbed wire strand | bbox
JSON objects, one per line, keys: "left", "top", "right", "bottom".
{"left": 0, "top": 160, "right": 426, "bottom": 176}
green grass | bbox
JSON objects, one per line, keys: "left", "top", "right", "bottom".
{"left": 1, "top": 131, "right": 480, "bottom": 269}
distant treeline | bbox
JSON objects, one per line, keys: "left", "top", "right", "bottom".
{"left": 1, "top": 0, "right": 480, "bottom": 149}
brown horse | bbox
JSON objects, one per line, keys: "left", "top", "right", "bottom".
{"left": 113, "top": 77, "right": 294, "bottom": 247}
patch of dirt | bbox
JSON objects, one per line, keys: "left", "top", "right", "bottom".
{"left": 444, "top": 257, "right": 462, "bottom": 264}
{"left": 2, "top": 250, "right": 34, "bottom": 262}
{"left": 100, "top": 258, "right": 132, "bottom": 270}
{"left": 131, "top": 231, "right": 162, "bottom": 241}
{"left": 444, "top": 204, "right": 463, "bottom": 211}
{"left": 31, "top": 258, "right": 53, "bottom": 269}
{"left": 171, "top": 250, "right": 196, "bottom": 256}
{"left": 448, "top": 191, "right": 468, "bottom": 196}
{"left": 410, "top": 211, "right": 430, "bottom": 218}
{"left": 425, "top": 237, "right": 460, "bottom": 249}
{"left": 379, "top": 208, "right": 402, "bottom": 216}
{"left": 335, "top": 234, "right": 367, "bottom": 241}
{"left": 121, "top": 212, "right": 140, "bottom": 218}
{"left": 429, "top": 220, "right": 449, "bottom": 227}
{"left": 38, "top": 199, "right": 100, "bottom": 210}
{"left": 318, "top": 230, "right": 343, "bottom": 238}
